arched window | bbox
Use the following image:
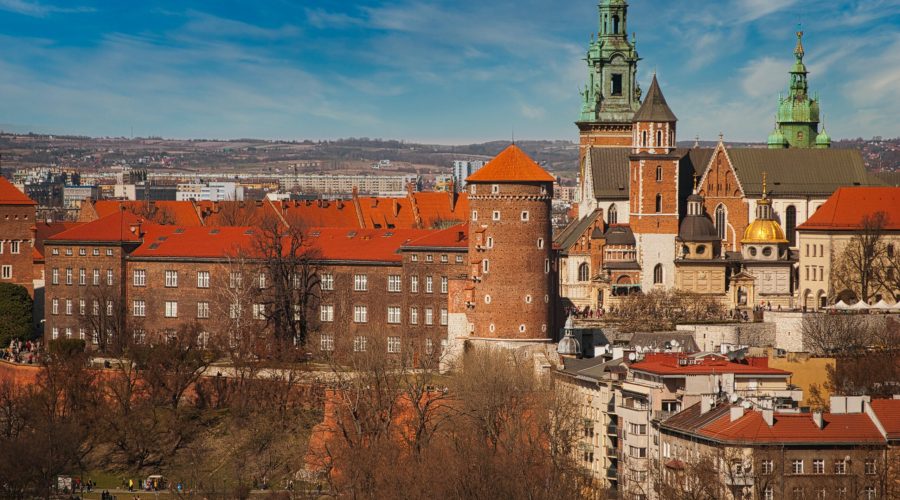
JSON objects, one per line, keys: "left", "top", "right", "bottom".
{"left": 715, "top": 205, "right": 726, "bottom": 240}
{"left": 656, "top": 166, "right": 663, "bottom": 182}
{"left": 785, "top": 205, "right": 797, "bottom": 246}
{"left": 655, "top": 194, "right": 662, "bottom": 213}
{"left": 608, "top": 204, "right": 618, "bottom": 225}
{"left": 612, "top": 15, "right": 620, "bottom": 34}
{"left": 656, "top": 130, "right": 662, "bottom": 147}
{"left": 578, "top": 263, "right": 590, "bottom": 282}
{"left": 653, "top": 264, "right": 663, "bottom": 284}
{"left": 642, "top": 131, "right": 648, "bottom": 147}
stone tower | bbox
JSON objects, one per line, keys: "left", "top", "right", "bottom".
{"left": 628, "top": 75, "right": 680, "bottom": 290}
{"left": 577, "top": 0, "right": 642, "bottom": 159}
{"left": 774, "top": 29, "right": 822, "bottom": 148}
{"left": 464, "top": 145, "right": 555, "bottom": 340}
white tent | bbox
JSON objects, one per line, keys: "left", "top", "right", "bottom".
{"left": 829, "top": 300, "right": 850, "bottom": 310}
{"left": 871, "top": 299, "right": 893, "bottom": 311}
{"left": 848, "top": 301, "right": 870, "bottom": 311}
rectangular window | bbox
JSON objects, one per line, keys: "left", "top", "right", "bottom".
{"left": 92, "top": 300, "right": 99, "bottom": 316}
{"left": 865, "top": 459, "right": 876, "bottom": 475}
{"left": 229, "top": 272, "right": 242, "bottom": 289}
{"left": 354, "top": 274, "right": 368, "bottom": 291}
{"left": 410, "top": 276, "right": 419, "bottom": 293}
{"left": 52, "top": 268, "right": 59, "bottom": 285}
{"left": 521, "top": 211, "right": 529, "bottom": 221}
{"left": 425, "top": 276, "right": 433, "bottom": 293}
{"left": 65, "top": 299, "right": 72, "bottom": 315}
{"left": 92, "top": 248, "right": 99, "bottom": 256}
{"left": 471, "top": 210, "right": 478, "bottom": 221}
{"left": 864, "top": 487, "right": 876, "bottom": 500}
{"left": 411, "top": 254, "right": 418, "bottom": 262}
{"left": 320, "top": 333, "right": 335, "bottom": 352}
{"left": 51, "top": 298, "right": 59, "bottom": 315}
{"left": 353, "top": 336, "right": 367, "bottom": 352}
{"left": 107, "top": 269, "right": 113, "bottom": 286}
{"left": 492, "top": 210, "right": 500, "bottom": 221}
{"left": 51, "top": 327, "right": 59, "bottom": 339}
{"left": 106, "top": 301, "right": 113, "bottom": 316}
{"left": 763, "top": 488, "right": 774, "bottom": 500}
{"left": 611, "top": 73, "right": 623, "bottom": 96}
{"left": 0, "top": 266, "right": 11, "bottom": 280}
{"left": 133, "top": 269, "right": 146, "bottom": 287}
{"left": 387, "top": 306, "right": 401, "bottom": 324}
{"left": 354, "top": 305, "right": 368, "bottom": 323}
{"left": 425, "top": 338, "right": 434, "bottom": 355}
{"left": 165, "top": 301, "right": 178, "bottom": 318}
{"left": 79, "top": 269, "right": 86, "bottom": 286}
{"left": 425, "top": 308, "right": 434, "bottom": 326}
{"left": 92, "top": 269, "right": 100, "bottom": 286}
{"left": 760, "top": 459, "right": 773, "bottom": 475}
{"left": 78, "top": 248, "right": 85, "bottom": 256}
{"left": 456, "top": 255, "right": 463, "bottom": 263}
{"left": 10, "top": 241, "right": 20, "bottom": 254}
{"left": 629, "top": 446, "right": 646, "bottom": 458}
{"left": 197, "top": 271, "right": 210, "bottom": 288}
{"left": 65, "top": 327, "right": 72, "bottom": 338}
{"left": 320, "top": 273, "right": 334, "bottom": 291}
{"left": 813, "top": 459, "right": 824, "bottom": 474}
{"left": 320, "top": 305, "right": 334, "bottom": 322}
{"left": 133, "top": 300, "right": 146, "bottom": 317}
{"left": 252, "top": 304, "right": 266, "bottom": 320}
{"left": 106, "top": 249, "right": 113, "bottom": 256}
{"left": 388, "top": 275, "right": 401, "bottom": 292}
{"left": 791, "top": 459, "right": 804, "bottom": 474}
{"left": 230, "top": 303, "right": 241, "bottom": 319}
{"left": 426, "top": 254, "right": 433, "bottom": 262}
{"left": 51, "top": 248, "right": 58, "bottom": 256}
{"left": 441, "top": 276, "right": 448, "bottom": 294}
{"left": 66, "top": 268, "right": 72, "bottom": 285}
{"left": 257, "top": 273, "right": 267, "bottom": 289}
{"left": 165, "top": 270, "right": 178, "bottom": 288}
{"left": 387, "top": 336, "right": 401, "bottom": 353}
{"left": 833, "top": 459, "right": 846, "bottom": 474}
{"left": 79, "top": 299, "right": 85, "bottom": 315}
{"left": 410, "top": 307, "right": 419, "bottom": 325}
{"left": 440, "top": 308, "right": 448, "bottom": 326}
{"left": 197, "top": 302, "right": 210, "bottom": 319}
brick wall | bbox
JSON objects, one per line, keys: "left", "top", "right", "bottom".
{"left": 0, "top": 205, "right": 37, "bottom": 295}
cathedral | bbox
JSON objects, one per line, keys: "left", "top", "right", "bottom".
{"left": 558, "top": 0, "right": 874, "bottom": 311}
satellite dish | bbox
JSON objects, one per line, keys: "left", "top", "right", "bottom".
{"left": 671, "top": 340, "right": 680, "bottom": 348}
{"left": 628, "top": 353, "right": 636, "bottom": 361}
{"left": 730, "top": 394, "right": 739, "bottom": 403}
{"left": 742, "top": 401, "right": 751, "bottom": 409}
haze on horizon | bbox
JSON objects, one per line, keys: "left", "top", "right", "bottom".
{"left": 0, "top": 0, "right": 898, "bottom": 144}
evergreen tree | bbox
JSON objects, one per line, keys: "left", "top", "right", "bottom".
{"left": 0, "top": 283, "right": 34, "bottom": 345}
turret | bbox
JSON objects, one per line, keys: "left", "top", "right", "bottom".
{"left": 775, "top": 28, "right": 821, "bottom": 148}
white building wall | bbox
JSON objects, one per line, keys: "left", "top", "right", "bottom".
{"left": 637, "top": 233, "right": 676, "bottom": 291}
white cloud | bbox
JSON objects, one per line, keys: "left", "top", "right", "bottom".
{"left": 520, "top": 103, "right": 545, "bottom": 119}
{"left": 739, "top": 57, "right": 790, "bottom": 98}
{"left": 0, "top": 0, "right": 93, "bottom": 17}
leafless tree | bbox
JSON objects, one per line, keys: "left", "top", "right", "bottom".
{"left": 77, "top": 280, "right": 128, "bottom": 354}
{"left": 831, "top": 211, "right": 890, "bottom": 304}
{"left": 801, "top": 313, "right": 875, "bottom": 355}
{"left": 612, "top": 289, "right": 725, "bottom": 332}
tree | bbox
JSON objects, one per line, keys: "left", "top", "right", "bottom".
{"left": 612, "top": 289, "right": 725, "bottom": 332}
{"left": 801, "top": 313, "right": 874, "bottom": 355}
{"left": 0, "top": 283, "right": 33, "bottom": 345}
{"left": 831, "top": 211, "right": 890, "bottom": 304}
{"left": 77, "top": 280, "right": 127, "bottom": 354}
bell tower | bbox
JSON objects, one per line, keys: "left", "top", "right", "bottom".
{"left": 775, "top": 29, "right": 821, "bottom": 148}
{"left": 577, "top": 0, "right": 641, "bottom": 160}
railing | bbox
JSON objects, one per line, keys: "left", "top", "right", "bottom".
{"left": 653, "top": 410, "right": 676, "bottom": 422}
{"left": 606, "top": 424, "right": 618, "bottom": 436}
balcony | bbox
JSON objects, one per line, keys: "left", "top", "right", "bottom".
{"left": 616, "top": 405, "right": 650, "bottom": 424}
{"left": 606, "top": 424, "right": 618, "bottom": 436}
{"left": 723, "top": 474, "right": 755, "bottom": 487}
{"left": 653, "top": 410, "right": 677, "bottom": 422}
{"left": 605, "top": 447, "right": 617, "bottom": 458}
{"left": 606, "top": 466, "right": 618, "bottom": 479}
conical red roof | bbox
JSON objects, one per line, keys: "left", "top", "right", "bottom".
{"left": 465, "top": 144, "right": 556, "bottom": 183}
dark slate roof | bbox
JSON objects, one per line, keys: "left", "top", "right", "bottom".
{"left": 589, "top": 148, "right": 631, "bottom": 199}
{"left": 660, "top": 402, "right": 732, "bottom": 433}
{"left": 560, "top": 357, "right": 625, "bottom": 381}
{"left": 554, "top": 209, "right": 602, "bottom": 252}
{"left": 681, "top": 148, "right": 715, "bottom": 178}
{"left": 726, "top": 148, "right": 871, "bottom": 197}
{"left": 605, "top": 261, "right": 642, "bottom": 270}
{"left": 870, "top": 171, "right": 900, "bottom": 187}
{"left": 604, "top": 224, "right": 636, "bottom": 246}
{"left": 677, "top": 214, "right": 719, "bottom": 242}
{"left": 632, "top": 75, "right": 677, "bottom": 123}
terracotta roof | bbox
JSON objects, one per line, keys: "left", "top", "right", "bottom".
{"left": 34, "top": 221, "right": 79, "bottom": 258}
{"left": 130, "top": 226, "right": 257, "bottom": 259}
{"left": 0, "top": 177, "right": 36, "bottom": 205}
{"left": 796, "top": 187, "right": 900, "bottom": 231}
{"left": 402, "top": 223, "right": 468, "bottom": 249}
{"left": 699, "top": 408, "right": 885, "bottom": 445}
{"left": 630, "top": 353, "right": 790, "bottom": 377}
{"left": 48, "top": 210, "right": 152, "bottom": 243}
{"left": 92, "top": 200, "right": 203, "bottom": 226}
{"left": 870, "top": 399, "right": 900, "bottom": 439}
{"left": 465, "top": 144, "right": 556, "bottom": 183}
{"left": 310, "top": 228, "right": 433, "bottom": 262}
{"left": 198, "top": 200, "right": 278, "bottom": 227}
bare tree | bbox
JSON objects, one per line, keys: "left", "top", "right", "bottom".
{"left": 801, "top": 313, "right": 874, "bottom": 355}
{"left": 77, "top": 280, "right": 128, "bottom": 354}
{"left": 612, "top": 289, "right": 725, "bottom": 332}
{"left": 831, "top": 211, "right": 890, "bottom": 304}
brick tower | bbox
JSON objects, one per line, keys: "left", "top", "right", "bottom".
{"left": 464, "top": 145, "right": 555, "bottom": 340}
{"left": 628, "top": 75, "right": 680, "bottom": 291}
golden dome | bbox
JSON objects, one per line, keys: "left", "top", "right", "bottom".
{"left": 742, "top": 218, "right": 788, "bottom": 244}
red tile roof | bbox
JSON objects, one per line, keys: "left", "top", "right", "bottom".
{"left": 402, "top": 224, "right": 468, "bottom": 249}
{"left": 699, "top": 407, "right": 885, "bottom": 444}
{"left": 0, "top": 177, "right": 36, "bottom": 205}
{"left": 797, "top": 187, "right": 900, "bottom": 231}
{"left": 33, "top": 221, "right": 79, "bottom": 259}
{"left": 466, "top": 144, "right": 556, "bottom": 183}
{"left": 309, "top": 228, "right": 434, "bottom": 262}
{"left": 93, "top": 200, "right": 203, "bottom": 227}
{"left": 630, "top": 353, "right": 791, "bottom": 377}
{"left": 870, "top": 399, "right": 900, "bottom": 439}
{"left": 48, "top": 210, "right": 153, "bottom": 243}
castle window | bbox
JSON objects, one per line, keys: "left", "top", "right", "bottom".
{"left": 608, "top": 204, "right": 618, "bottom": 224}
{"left": 612, "top": 14, "right": 620, "bottom": 34}
{"left": 655, "top": 194, "right": 662, "bottom": 213}
{"left": 491, "top": 184, "right": 500, "bottom": 194}
{"left": 642, "top": 131, "right": 648, "bottom": 147}
{"left": 537, "top": 238, "right": 544, "bottom": 249}
{"left": 715, "top": 205, "right": 726, "bottom": 240}
{"left": 521, "top": 211, "right": 529, "bottom": 221}
{"left": 519, "top": 324, "right": 527, "bottom": 333}
{"left": 471, "top": 210, "right": 477, "bottom": 221}
{"left": 785, "top": 205, "right": 797, "bottom": 246}
{"left": 656, "top": 166, "right": 663, "bottom": 182}
{"left": 888, "top": 244, "right": 895, "bottom": 258}
{"left": 653, "top": 264, "right": 663, "bottom": 284}
{"left": 482, "top": 259, "right": 489, "bottom": 273}
{"left": 611, "top": 74, "right": 623, "bottom": 96}
{"left": 492, "top": 211, "right": 500, "bottom": 221}
{"left": 578, "top": 263, "right": 590, "bottom": 282}
{"left": 656, "top": 130, "right": 662, "bottom": 147}
{"left": 696, "top": 245, "right": 706, "bottom": 255}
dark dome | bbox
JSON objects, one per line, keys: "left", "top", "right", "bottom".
{"left": 678, "top": 214, "right": 720, "bottom": 242}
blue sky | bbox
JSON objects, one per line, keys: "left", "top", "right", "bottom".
{"left": 0, "top": 0, "right": 898, "bottom": 143}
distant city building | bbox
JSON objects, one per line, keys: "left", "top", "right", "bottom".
{"left": 62, "top": 185, "right": 99, "bottom": 209}
{"left": 176, "top": 182, "right": 244, "bottom": 202}
{"left": 279, "top": 174, "right": 418, "bottom": 197}
{"left": 451, "top": 160, "right": 486, "bottom": 189}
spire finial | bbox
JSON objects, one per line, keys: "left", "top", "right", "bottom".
{"left": 693, "top": 173, "right": 699, "bottom": 193}
{"left": 718, "top": 132, "right": 724, "bottom": 142}
{"left": 762, "top": 172, "right": 768, "bottom": 200}
{"left": 795, "top": 25, "right": 805, "bottom": 60}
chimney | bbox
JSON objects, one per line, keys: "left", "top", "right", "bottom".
{"left": 762, "top": 409, "right": 774, "bottom": 427}
{"left": 730, "top": 406, "right": 744, "bottom": 422}
{"left": 830, "top": 396, "right": 847, "bottom": 414}
{"left": 457, "top": 231, "right": 465, "bottom": 242}
{"left": 701, "top": 396, "right": 713, "bottom": 415}
{"left": 393, "top": 198, "right": 400, "bottom": 218}
{"left": 336, "top": 199, "right": 344, "bottom": 210}
{"left": 812, "top": 411, "right": 824, "bottom": 429}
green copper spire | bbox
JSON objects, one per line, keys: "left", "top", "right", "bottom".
{"left": 775, "top": 27, "right": 821, "bottom": 148}
{"left": 578, "top": 0, "right": 641, "bottom": 124}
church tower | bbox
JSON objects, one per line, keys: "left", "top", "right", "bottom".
{"left": 464, "top": 145, "right": 555, "bottom": 341}
{"left": 628, "top": 75, "right": 680, "bottom": 291}
{"left": 774, "top": 29, "right": 822, "bottom": 148}
{"left": 577, "top": 0, "right": 641, "bottom": 159}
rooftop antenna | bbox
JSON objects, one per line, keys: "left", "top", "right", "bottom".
{"left": 511, "top": 126, "right": 515, "bottom": 145}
